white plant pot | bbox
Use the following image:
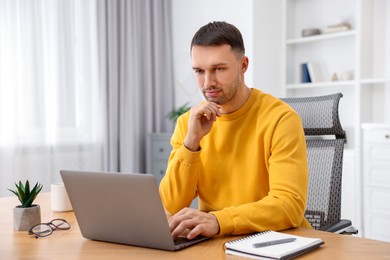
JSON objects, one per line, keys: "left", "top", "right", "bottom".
{"left": 13, "top": 204, "right": 41, "bottom": 231}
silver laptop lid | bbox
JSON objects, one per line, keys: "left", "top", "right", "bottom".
{"left": 60, "top": 170, "right": 177, "bottom": 251}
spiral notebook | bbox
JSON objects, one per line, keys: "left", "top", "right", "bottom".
{"left": 225, "top": 230, "right": 324, "bottom": 259}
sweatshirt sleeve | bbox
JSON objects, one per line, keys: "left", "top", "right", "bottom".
{"left": 211, "top": 111, "right": 311, "bottom": 235}
{"left": 159, "top": 113, "right": 202, "bottom": 214}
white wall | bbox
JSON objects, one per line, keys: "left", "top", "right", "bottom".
{"left": 252, "top": 0, "right": 284, "bottom": 97}
{"left": 171, "top": 0, "right": 283, "bottom": 108}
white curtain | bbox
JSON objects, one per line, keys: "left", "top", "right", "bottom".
{"left": 0, "top": 0, "right": 175, "bottom": 196}
{"left": 0, "top": 0, "right": 104, "bottom": 196}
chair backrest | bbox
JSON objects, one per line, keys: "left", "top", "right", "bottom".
{"left": 281, "top": 93, "right": 345, "bottom": 230}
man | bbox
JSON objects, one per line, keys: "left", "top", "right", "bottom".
{"left": 159, "top": 21, "right": 311, "bottom": 240}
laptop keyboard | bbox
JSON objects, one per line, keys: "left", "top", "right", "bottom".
{"left": 174, "top": 236, "right": 191, "bottom": 245}
{"left": 174, "top": 235, "right": 207, "bottom": 245}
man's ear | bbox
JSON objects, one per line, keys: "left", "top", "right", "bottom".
{"left": 241, "top": 56, "right": 249, "bottom": 73}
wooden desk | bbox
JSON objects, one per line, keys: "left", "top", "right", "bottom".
{"left": 1, "top": 193, "right": 390, "bottom": 259}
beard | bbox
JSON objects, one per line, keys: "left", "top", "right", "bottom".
{"left": 202, "top": 77, "right": 240, "bottom": 105}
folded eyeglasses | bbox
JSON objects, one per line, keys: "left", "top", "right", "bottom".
{"left": 28, "top": 218, "right": 71, "bottom": 238}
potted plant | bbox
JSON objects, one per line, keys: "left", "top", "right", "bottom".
{"left": 167, "top": 103, "right": 191, "bottom": 123}
{"left": 8, "top": 180, "right": 43, "bottom": 231}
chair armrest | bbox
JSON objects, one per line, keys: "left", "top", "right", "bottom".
{"left": 341, "top": 226, "right": 359, "bottom": 235}
{"left": 319, "top": 219, "right": 358, "bottom": 234}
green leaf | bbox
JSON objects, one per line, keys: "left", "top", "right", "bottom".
{"left": 167, "top": 103, "right": 191, "bottom": 122}
{"left": 19, "top": 180, "right": 25, "bottom": 191}
{"left": 31, "top": 182, "right": 43, "bottom": 194}
{"left": 16, "top": 182, "right": 27, "bottom": 204}
{"left": 25, "top": 180, "right": 31, "bottom": 200}
{"left": 7, "top": 180, "right": 43, "bottom": 208}
{"left": 24, "top": 195, "right": 34, "bottom": 207}
{"left": 7, "top": 188, "right": 19, "bottom": 198}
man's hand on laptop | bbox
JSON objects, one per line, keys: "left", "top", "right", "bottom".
{"left": 164, "top": 208, "right": 172, "bottom": 220}
{"left": 168, "top": 207, "right": 220, "bottom": 240}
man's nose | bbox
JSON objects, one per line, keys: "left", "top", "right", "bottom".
{"left": 203, "top": 71, "right": 217, "bottom": 88}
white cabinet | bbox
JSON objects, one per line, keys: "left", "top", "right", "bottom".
{"left": 362, "top": 124, "right": 390, "bottom": 242}
{"left": 282, "top": 0, "right": 390, "bottom": 239}
{"left": 146, "top": 133, "right": 172, "bottom": 184}
{"left": 147, "top": 132, "right": 199, "bottom": 209}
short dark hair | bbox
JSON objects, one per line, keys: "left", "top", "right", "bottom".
{"left": 190, "top": 21, "right": 245, "bottom": 56}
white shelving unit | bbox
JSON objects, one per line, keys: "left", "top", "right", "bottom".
{"left": 282, "top": 0, "right": 390, "bottom": 240}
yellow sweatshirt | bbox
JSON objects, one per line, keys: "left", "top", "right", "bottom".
{"left": 159, "top": 89, "right": 312, "bottom": 235}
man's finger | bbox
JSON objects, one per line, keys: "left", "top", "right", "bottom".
{"left": 168, "top": 208, "right": 191, "bottom": 230}
{"left": 171, "top": 219, "right": 196, "bottom": 239}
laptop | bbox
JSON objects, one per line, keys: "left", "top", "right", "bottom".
{"left": 60, "top": 170, "right": 209, "bottom": 251}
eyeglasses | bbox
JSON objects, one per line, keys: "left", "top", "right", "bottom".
{"left": 28, "top": 218, "right": 71, "bottom": 238}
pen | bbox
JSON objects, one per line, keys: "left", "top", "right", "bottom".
{"left": 252, "top": 238, "right": 296, "bottom": 248}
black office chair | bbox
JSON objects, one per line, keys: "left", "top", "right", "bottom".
{"left": 281, "top": 93, "right": 357, "bottom": 234}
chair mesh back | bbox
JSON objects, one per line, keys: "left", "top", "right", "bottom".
{"left": 281, "top": 93, "right": 345, "bottom": 230}
{"left": 305, "top": 139, "right": 344, "bottom": 229}
{"left": 281, "top": 93, "right": 346, "bottom": 140}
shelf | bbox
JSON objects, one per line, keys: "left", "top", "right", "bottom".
{"left": 286, "top": 30, "right": 356, "bottom": 45}
{"left": 286, "top": 79, "right": 390, "bottom": 89}
{"left": 362, "top": 123, "right": 390, "bottom": 130}
{"left": 286, "top": 80, "right": 355, "bottom": 90}
{"left": 360, "top": 78, "right": 390, "bottom": 85}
